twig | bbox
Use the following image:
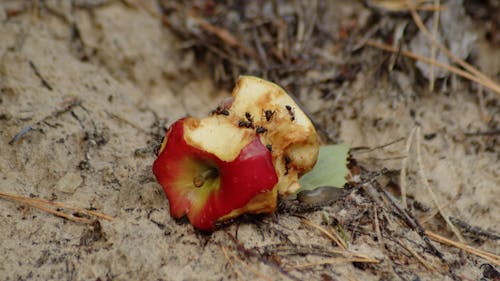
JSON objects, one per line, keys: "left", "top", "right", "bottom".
{"left": 285, "top": 256, "right": 379, "bottom": 271}
{"left": 364, "top": 40, "right": 500, "bottom": 95}
{"left": 425, "top": 230, "right": 500, "bottom": 266}
{"left": 449, "top": 217, "right": 500, "bottom": 241}
{"left": 29, "top": 60, "right": 53, "bottom": 91}
{"left": 464, "top": 129, "right": 500, "bottom": 137}
{"left": 0, "top": 191, "right": 114, "bottom": 222}
{"left": 256, "top": 243, "right": 352, "bottom": 258}
{"left": 400, "top": 127, "right": 417, "bottom": 209}
{"left": 9, "top": 97, "right": 81, "bottom": 145}
{"left": 415, "top": 127, "right": 465, "bottom": 243}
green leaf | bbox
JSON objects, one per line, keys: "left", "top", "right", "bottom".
{"left": 298, "top": 144, "right": 350, "bottom": 192}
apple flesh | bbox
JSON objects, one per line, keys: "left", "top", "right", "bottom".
{"left": 152, "top": 116, "right": 278, "bottom": 230}
{"left": 226, "top": 76, "right": 319, "bottom": 195}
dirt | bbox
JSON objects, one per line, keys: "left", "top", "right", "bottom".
{"left": 0, "top": 1, "right": 498, "bottom": 280}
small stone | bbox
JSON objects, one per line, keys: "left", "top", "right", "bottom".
{"left": 54, "top": 172, "right": 82, "bottom": 194}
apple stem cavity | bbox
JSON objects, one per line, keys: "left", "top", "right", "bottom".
{"left": 193, "top": 167, "right": 219, "bottom": 188}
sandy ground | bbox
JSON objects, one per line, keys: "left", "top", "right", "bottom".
{"left": 0, "top": 1, "right": 498, "bottom": 280}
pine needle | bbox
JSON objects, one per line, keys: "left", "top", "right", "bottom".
{"left": 301, "top": 218, "right": 346, "bottom": 250}
{"left": 300, "top": 218, "right": 378, "bottom": 263}
{"left": 286, "top": 256, "right": 379, "bottom": 271}
{"left": 406, "top": 0, "right": 500, "bottom": 94}
{"left": 0, "top": 191, "right": 114, "bottom": 223}
{"left": 398, "top": 240, "right": 438, "bottom": 272}
{"left": 221, "top": 246, "right": 244, "bottom": 281}
{"left": 365, "top": 40, "right": 500, "bottom": 95}
{"left": 425, "top": 230, "right": 500, "bottom": 266}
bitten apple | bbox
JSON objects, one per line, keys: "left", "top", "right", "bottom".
{"left": 152, "top": 115, "right": 278, "bottom": 230}
{"left": 153, "top": 76, "right": 319, "bottom": 230}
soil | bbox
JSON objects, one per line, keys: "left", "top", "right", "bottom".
{"left": 0, "top": 1, "right": 498, "bottom": 281}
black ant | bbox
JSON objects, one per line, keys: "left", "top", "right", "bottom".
{"left": 256, "top": 126, "right": 267, "bottom": 134}
{"left": 285, "top": 105, "right": 295, "bottom": 121}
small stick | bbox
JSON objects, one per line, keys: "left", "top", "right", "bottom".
{"left": 2, "top": 195, "right": 92, "bottom": 224}
{"left": 449, "top": 217, "right": 500, "bottom": 241}
{"left": 285, "top": 256, "right": 379, "bottom": 271}
{"left": 425, "top": 230, "right": 500, "bottom": 266}
{"left": 0, "top": 191, "right": 114, "bottom": 222}
{"left": 29, "top": 60, "right": 53, "bottom": 91}
{"left": 9, "top": 97, "right": 81, "bottom": 145}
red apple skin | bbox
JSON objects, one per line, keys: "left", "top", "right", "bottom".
{"left": 152, "top": 119, "right": 278, "bottom": 230}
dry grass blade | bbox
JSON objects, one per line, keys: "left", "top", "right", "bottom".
{"left": 369, "top": 0, "right": 443, "bottom": 11}
{"left": 300, "top": 218, "right": 378, "bottom": 262}
{"left": 330, "top": 226, "right": 348, "bottom": 250}
{"left": 415, "top": 127, "right": 465, "bottom": 243}
{"left": 406, "top": 0, "right": 500, "bottom": 94}
{"left": 0, "top": 191, "right": 114, "bottom": 222}
{"left": 365, "top": 39, "right": 500, "bottom": 95}
{"left": 425, "top": 230, "right": 500, "bottom": 266}
{"left": 286, "top": 256, "right": 379, "bottom": 271}
{"left": 221, "top": 246, "right": 244, "bottom": 281}
{"left": 301, "top": 218, "right": 346, "bottom": 249}
{"left": 398, "top": 240, "right": 437, "bottom": 272}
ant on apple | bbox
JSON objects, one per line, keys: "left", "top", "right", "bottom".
{"left": 285, "top": 105, "right": 295, "bottom": 121}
